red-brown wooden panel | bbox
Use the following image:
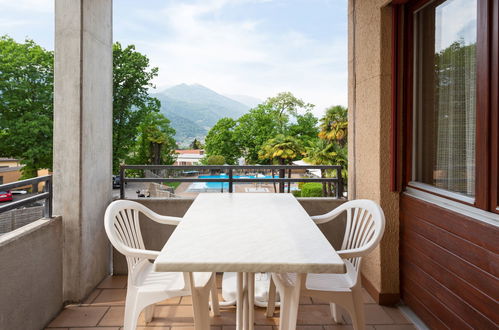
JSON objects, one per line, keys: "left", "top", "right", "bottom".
{"left": 402, "top": 233, "right": 498, "bottom": 325}
{"left": 402, "top": 271, "right": 471, "bottom": 329}
{"left": 402, "top": 210, "right": 499, "bottom": 276}
{"left": 400, "top": 195, "right": 499, "bottom": 329}
{"left": 401, "top": 196, "right": 499, "bottom": 253}
{"left": 402, "top": 290, "right": 448, "bottom": 330}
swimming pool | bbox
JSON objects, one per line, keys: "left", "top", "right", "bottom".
{"left": 194, "top": 174, "right": 275, "bottom": 190}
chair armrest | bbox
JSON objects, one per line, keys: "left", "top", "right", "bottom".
{"left": 311, "top": 208, "right": 344, "bottom": 225}
{"left": 140, "top": 206, "right": 183, "bottom": 225}
{"left": 337, "top": 248, "right": 367, "bottom": 259}
{"left": 150, "top": 214, "right": 182, "bottom": 225}
{"left": 121, "top": 246, "right": 160, "bottom": 260}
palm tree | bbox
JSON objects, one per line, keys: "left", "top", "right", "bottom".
{"left": 258, "top": 134, "right": 305, "bottom": 192}
{"left": 318, "top": 105, "right": 348, "bottom": 146}
{"left": 304, "top": 139, "right": 347, "bottom": 197}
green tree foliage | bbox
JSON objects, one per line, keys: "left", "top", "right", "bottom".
{"left": 204, "top": 155, "right": 226, "bottom": 165}
{"left": 204, "top": 117, "right": 241, "bottom": 165}
{"left": 190, "top": 138, "right": 203, "bottom": 150}
{"left": 258, "top": 134, "right": 305, "bottom": 165}
{"left": 112, "top": 42, "right": 162, "bottom": 172}
{"left": 0, "top": 36, "right": 172, "bottom": 177}
{"left": 304, "top": 139, "right": 347, "bottom": 196}
{"left": 0, "top": 36, "right": 53, "bottom": 178}
{"left": 206, "top": 92, "right": 318, "bottom": 165}
{"left": 288, "top": 112, "right": 319, "bottom": 144}
{"left": 234, "top": 104, "right": 281, "bottom": 164}
{"left": 265, "top": 92, "right": 314, "bottom": 133}
{"left": 132, "top": 112, "right": 177, "bottom": 165}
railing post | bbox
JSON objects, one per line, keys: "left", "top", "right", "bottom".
{"left": 44, "top": 177, "right": 53, "bottom": 218}
{"left": 228, "top": 168, "right": 233, "bottom": 193}
{"left": 336, "top": 166, "right": 343, "bottom": 198}
{"left": 279, "top": 167, "right": 285, "bottom": 193}
{"left": 120, "top": 166, "right": 125, "bottom": 199}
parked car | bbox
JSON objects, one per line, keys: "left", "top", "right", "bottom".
{"left": 0, "top": 191, "right": 13, "bottom": 202}
{"left": 11, "top": 190, "right": 27, "bottom": 195}
{"left": 112, "top": 175, "right": 121, "bottom": 189}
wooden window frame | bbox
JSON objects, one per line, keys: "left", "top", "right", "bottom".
{"left": 392, "top": 0, "right": 499, "bottom": 214}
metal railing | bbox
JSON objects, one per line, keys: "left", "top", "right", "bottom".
{"left": 120, "top": 165, "right": 343, "bottom": 199}
{"left": 0, "top": 175, "right": 53, "bottom": 218}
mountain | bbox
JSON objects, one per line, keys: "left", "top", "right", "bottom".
{"left": 152, "top": 84, "right": 252, "bottom": 145}
{"left": 226, "top": 94, "right": 262, "bottom": 109}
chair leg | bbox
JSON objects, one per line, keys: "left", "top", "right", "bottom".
{"left": 210, "top": 276, "right": 220, "bottom": 316}
{"left": 190, "top": 273, "right": 211, "bottom": 330}
{"left": 144, "top": 304, "right": 155, "bottom": 323}
{"left": 330, "top": 302, "right": 343, "bottom": 324}
{"left": 273, "top": 273, "right": 303, "bottom": 330}
{"left": 123, "top": 292, "right": 140, "bottom": 330}
{"left": 350, "top": 288, "right": 365, "bottom": 330}
{"left": 266, "top": 276, "right": 277, "bottom": 317}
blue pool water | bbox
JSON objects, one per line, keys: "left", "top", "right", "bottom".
{"left": 198, "top": 174, "right": 275, "bottom": 189}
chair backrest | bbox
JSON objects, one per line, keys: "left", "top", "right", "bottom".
{"left": 337, "top": 199, "right": 385, "bottom": 271}
{"left": 104, "top": 200, "right": 148, "bottom": 273}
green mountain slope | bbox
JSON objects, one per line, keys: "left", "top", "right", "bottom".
{"left": 152, "top": 84, "right": 251, "bottom": 145}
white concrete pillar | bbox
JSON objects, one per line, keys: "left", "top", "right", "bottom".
{"left": 53, "top": 0, "right": 113, "bottom": 302}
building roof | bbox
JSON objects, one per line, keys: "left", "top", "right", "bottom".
{"left": 175, "top": 149, "right": 204, "bottom": 155}
{"left": 0, "top": 157, "right": 19, "bottom": 162}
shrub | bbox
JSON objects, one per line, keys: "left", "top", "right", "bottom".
{"left": 301, "top": 183, "right": 323, "bottom": 197}
{"left": 297, "top": 182, "right": 306, "bottom": 190}
{"left": 291, "top": 190, "right": 301, "bottom": 197}
{"left": 204, "top": 155, "right": 226, "bottom": 165}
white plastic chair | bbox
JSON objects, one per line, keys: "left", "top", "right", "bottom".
{"left": 104, "top": 200, "right": 220, "bottom": 330}
{"left": 267, "top": 199, "right": 385, "bottom": 330}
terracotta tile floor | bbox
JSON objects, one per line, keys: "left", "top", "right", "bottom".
{"left": 46, "top": 275, "right": 417, "bottom": 330}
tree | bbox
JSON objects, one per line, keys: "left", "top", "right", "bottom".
{"left": 288, "top": 112, "right": 319, "bottom": 145}
{"left": 204, "top": 155, "right": 226, "bottom": 165}
{"left": 112, "top": 42, "right": 161, "bottom": 172}
{"left": 304, "top": 139, "right": 340, "bottom": 196}
{"left": 0, "top": 36, "right": 170, "bottom": 177}
{"left": 190, "top": 138, "right": 203, "bottom": 150}
{"left": 204, "top": 118, "right": 241, "bottom": 165}
{"left": 233, "top": 104, "right": 281, "bottom": 164}
{"left": 0, "top": 36, "right": 53, "bottom": 178}
{"left": 264, "top": 92, "right": 314, "bottom": 133}
{"left": 132, "top": 112, "right": 177, "bottom": 166}
{"left": 258, "top": 134, "right": 304, "bottom": 165}
{"left": 318, "top": 105, "right": 348, "bottom": 146}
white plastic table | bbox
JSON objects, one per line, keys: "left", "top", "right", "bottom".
{"left": 154, "top": 193, "right": 345, "bottom": 330}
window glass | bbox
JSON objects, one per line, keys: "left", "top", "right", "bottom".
{"left": 413, "top": 0, "right": 477, "bottom": 198}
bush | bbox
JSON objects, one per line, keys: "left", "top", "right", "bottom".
{"left": 297, "top": 182, "right": 306, "bottom": 190}
{"left": 291, "top": 190, "right": 301, "bottom": 197}
{"left": 300, "top": 183, "right": 323, "bottom": 197}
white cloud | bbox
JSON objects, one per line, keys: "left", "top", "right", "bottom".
{"left": 115, "top": 0, "right": 347, "bottom": 115}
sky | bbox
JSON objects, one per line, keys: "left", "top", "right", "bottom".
{"left": 0, "top": 0, "right": 348, "bottom": 117}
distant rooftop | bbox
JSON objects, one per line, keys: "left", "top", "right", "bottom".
{"left": 176, "top": 149, "right": 204, "bottom": 155}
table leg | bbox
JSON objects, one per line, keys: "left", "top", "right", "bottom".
{"left": 236, "top": 272, "right": 244, "bottom": 330}
{"left": 247, "top": 272, "right": 255, "bottom": 330}
{"left": 275, "top": 273, "right": 303, "bottom": 330}
{"left": 243, "top": 272, "right": 249, "bottom": 330}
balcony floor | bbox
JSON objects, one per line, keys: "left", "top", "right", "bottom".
{"left": 46, "top": 275, "right": 416, "bottom": 330}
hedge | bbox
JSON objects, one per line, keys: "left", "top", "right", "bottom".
{"left": 291, "top": 190, "right": 301, "bottom": 197}
{"left": 300, "top": 182, "right": 323, "bottom": 197}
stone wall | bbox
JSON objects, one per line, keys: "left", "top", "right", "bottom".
{"left": 0, "top": 217, "right": 63, "bottom": 330}
{"left": 348, "top": 0, "right": 400, "bottom": 301}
